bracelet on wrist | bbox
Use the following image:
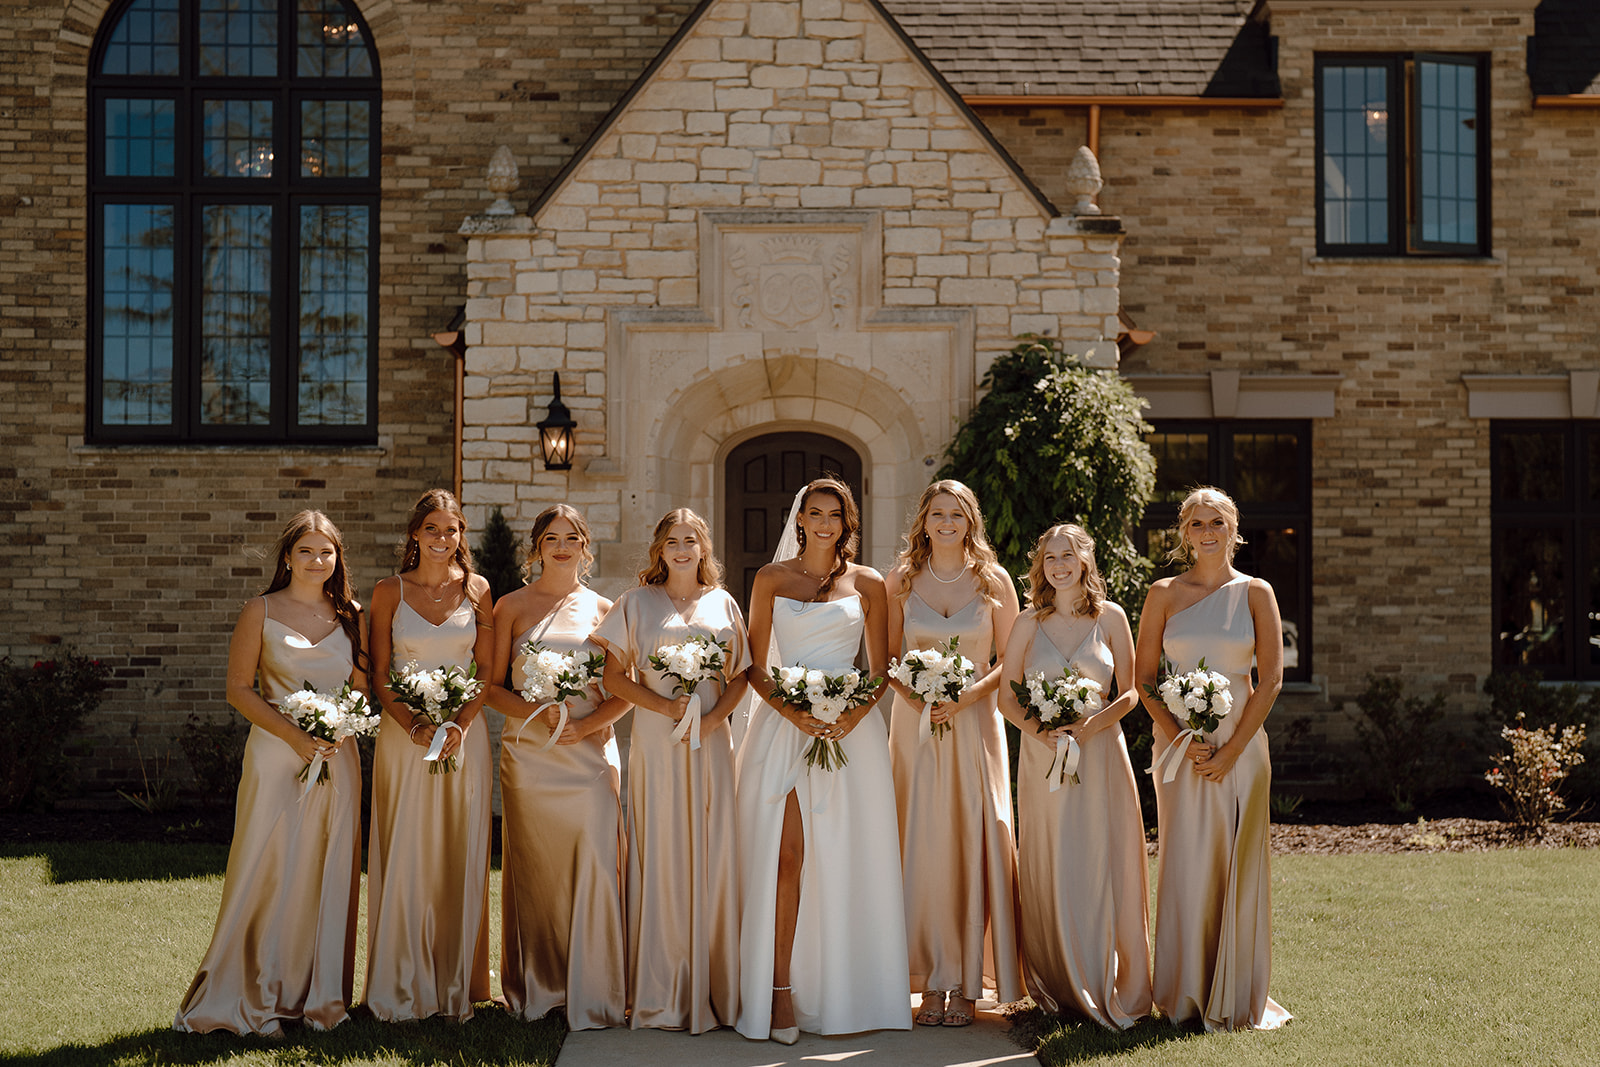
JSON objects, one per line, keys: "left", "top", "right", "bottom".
{"left": 409, "top": 719, "right": 426, "bottom": 739}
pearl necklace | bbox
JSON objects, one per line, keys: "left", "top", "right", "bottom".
{"left": 928, "top": 559, "right": 967, "bottom": 584}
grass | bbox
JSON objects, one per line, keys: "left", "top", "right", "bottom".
{"left": 0, "top": 842, "right": 564, "bottom": 1066}
{"left": 1025, "top": 850, "right": 1600, "bottom": 1067}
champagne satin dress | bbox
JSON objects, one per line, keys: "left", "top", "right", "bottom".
{"left": 594, "top": 585, "right": 749, "bottom": 1032}
{"left": 500, "top": 586, "right": 627, "bottom": 1029}
{"left": 1152, "top": 575, "right": 1291, "bottom": 1031}
{"left": 888, "top": 590, "right": 1022, "bottom": 1004}
{"left": 1016, "top": 617, "right": 1151, "bottom": 1028}
{"left": 364, "top": 596, "right": 492, "bottom": 1022}
{"left": 174, "top": 608, "right": 361, "bottom": 1035}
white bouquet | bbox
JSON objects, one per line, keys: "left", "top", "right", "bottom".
{"left": 648, "top": 634, "right": 731, "bottom": 750}
{"left": 888, "top": 635, "right": 975, "bottom": 741}
{"left": 1011, "top": 670, "right": 1103, "bottom": 789}
{"left": 388, "top": 660, "right": 483, "bottom": 774}
{"left": 769, "top": 664, "right": 882, "bottom": 771}
{"left": 278, "top": 679, "right": 381, "bottom": 796}
{"left": 516, "top": 641, "right": 606, "bottom": 750}
{"left": 1146, "top": 657, "right": 1234, "bottom": 782}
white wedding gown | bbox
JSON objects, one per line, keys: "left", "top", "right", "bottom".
{"left": 735, "top": 595, "right": 911, "bottom": 1038}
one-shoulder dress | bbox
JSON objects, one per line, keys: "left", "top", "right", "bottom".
{"left": 888, "top": 590, "right": 1021, "bottom": 1004}
{"left": 1152, "top": 574, "right": 1291, "bottom": 1031}
{"left": 1016, "top": 617, "right": 1151, "bottom": 1028}
{"left": 174, "top": 609, "right": 361, "bottom": 1035}
{"left": 364, "top": 596, "right": 492, "bottom": 1022}
{"left": 595, "top": 585, "right": 749, "bottom": 1032}
{"left": 734, "top": 594, "right": 911, "bottom": 1038}
{"left": 500, "top": 585, "right": 627, "bottom": 1029}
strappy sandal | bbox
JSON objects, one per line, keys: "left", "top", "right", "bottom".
{"left": 915, "top": 990, "right": 947, "bottom": 1026}
{"left": 943, "top": 992, "right": 974, "bottom": 1027}
{"left": 771, "top": 985, "right": 798, "bottom": 1045}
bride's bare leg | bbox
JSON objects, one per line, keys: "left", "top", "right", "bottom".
{"left": 772, "top": 789, "right": 803, "bottom": 1030}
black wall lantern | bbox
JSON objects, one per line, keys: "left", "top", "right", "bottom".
{"left": 537, "top": 372, "right": 577, "bottom": 471}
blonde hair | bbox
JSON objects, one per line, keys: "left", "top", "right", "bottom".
{"left": 526, "top": 504, "right": 594, "bottom": 580}
{"left": 1025, "top": 523, "right": 1107, "bottom": 619}
{"left": 894, "top": 479, "right": 1003, "bottom": 607}
{"left": 637, "top": 508, "right": 724, "bottom": 589}
{"left": 1169, "top": 486, "right": 1245, "bottom": 565}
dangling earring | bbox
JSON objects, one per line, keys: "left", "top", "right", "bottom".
{"left": 795, "top": 526, "right": 806, "bottom": 551}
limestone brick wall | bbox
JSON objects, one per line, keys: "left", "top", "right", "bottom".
{"left": 979, "top": 2, "right": 1590, "bottom": 764}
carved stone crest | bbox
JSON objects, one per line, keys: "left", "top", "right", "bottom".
{"left": 729, "top": 233, "right": 853, "bottom": 330}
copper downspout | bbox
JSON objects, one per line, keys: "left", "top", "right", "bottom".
{"left": 1087, "top": 102, "right": 1101, "bottom": 157}
{"left": 433, "top": 306, "right": 468, "bottom": 502}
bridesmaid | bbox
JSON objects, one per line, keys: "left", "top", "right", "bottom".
{"left": 594, "top": 508, "right": 749, "bottom": 1032}
{"left": 364, "top": 489, "right": 495, "bottom": 1022}
{"left": 175, "top": 511, "right": 365, "bottom": 1035}
{"left": 487, "top": 504, "right": 629, "bottom": 1029}
{"left": 997, "top": 524, "right": 1152, "bottom": 1029}
{"left": 1135, "top": 487, "right": 1291, "bottom": 1031}
{"left": 883, "top": 480, "right": 1022, "bottom": 1026}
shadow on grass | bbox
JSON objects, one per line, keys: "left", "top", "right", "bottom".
{"left": 1009, "top": 1003, "right": 1201, "bottom": 1065}
{"left": 0, "top": 1005, "right": 566, "bottom": 1067}
{"left": 0, "top": 842, "right": 231, "bottom": 883}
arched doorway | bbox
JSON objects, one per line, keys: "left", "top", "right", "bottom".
{"left": 724, "top": 431, "right": 864, "bottom": 611}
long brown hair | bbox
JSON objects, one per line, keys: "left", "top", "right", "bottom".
{"left": 1024, "top": 523, "right": 1106, "bottom": 620}
{"left": 637, "top": 508, "right": 724, "bottom": 589}
{"left": 794, "top": 477, "right": 860, "bottom": 600}
{"left": 263, "top": 510, "right": 367, "bottom": 673}
{"left": 398, "top": 488, "right": 485, "bottom": 612}
{"left": 894, "top": 479, "right": 1003, "bottom": 607}
{"left": 526, "top": 503, "right": 594, "bottom": 581}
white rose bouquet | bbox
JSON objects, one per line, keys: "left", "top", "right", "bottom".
{"left": 769, "top": 664, "right": 883, "bottom": 771}
{"left": 1145, "top": 657, "right": 1234, "bottom": 782}
{"left": 648, "top": 634, "right": 732, "bottom": 750}
{"left": 388, "top": 660, "right": 483, "bottom": 774}
{"left": 516, "top": 641, "right": 606, "bottom": 750}
{"left": 278, "top": 679, "right": 381, "bottom": 797}
{"left": 1010, "top": 669, "right": 1103, "bottom": 789}
{"left": 888, "top": 635, "right": 975, "bottom": 741}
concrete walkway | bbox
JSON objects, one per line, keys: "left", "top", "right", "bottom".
{"left": 555, "top": 999, "right": 1033, "bottom": 1067}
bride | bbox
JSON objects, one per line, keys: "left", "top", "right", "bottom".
{"left": 734, "top": 478, "right": 911, "bottom": 1043}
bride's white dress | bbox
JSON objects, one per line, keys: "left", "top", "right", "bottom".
{"left": 735, "top": 595, "right": 911, "bottom": 1038}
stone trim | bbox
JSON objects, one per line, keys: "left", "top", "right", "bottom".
{"left": 1124, "top": 372, "right": 1342, "bottom": 419}
{"left": 1463, "top": 371, "right": 1600, "bottom": 419}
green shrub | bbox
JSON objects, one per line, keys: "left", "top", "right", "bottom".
{"left": 1485, "top": 715, "right": 1587, "bottom": 836}
{"left": 475, "top": 505, "right": 524, "bottom": 603}
{"left": 1482, "top": 669, "right": 1599, "bottom": 802}
{"left": 0, "top": 648, "right": 112, "bottom": 811}
{"left": 1351, "top": 673, "right": 1448, "bottom": 812}
{"left": 179, "top": 712, "right": 250, "bottom": 803}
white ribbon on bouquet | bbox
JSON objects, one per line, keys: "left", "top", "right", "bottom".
{"left": 1147, "top": 727, "right": 1201, "bottom": 783}
{"left": 669, "top": 690, "right": 702, "bottom": 750}
{"left": 423, "top": 720, "right": 465, "bottom": 765}
{"left": 1047, "top": 732, "right": 1082, "bottom": 793}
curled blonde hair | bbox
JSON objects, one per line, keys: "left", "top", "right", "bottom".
{"left": 526, "top": 504, "right": 594, "bottom": 580}
{"left": 637, "top": 508, "right": 724, "bottom": 589}
{"left": 894, "top": 479, "right": 1003, "bottom": 607}
{"left": 1025, "top": 523, "right": 1107, "bottom": 619}
{"left": 1168, "top": 486, "right": 1245, "bottom": 565}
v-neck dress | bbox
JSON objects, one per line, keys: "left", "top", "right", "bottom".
{"left": 174, "top": 607, "right": 362, "bottom": 1035}
{"left": 1152, "top": 574, "right": 1291, "bottom": 1031}
{"left": 887, "top": 589, "right": 1022, "bottom": 1003}
{"left": 364, "top": 595, "right": 492, "bottom": 1022}
{"left": 499, "top": 585, "right": 626, "bottom": 1029}
{"left": 593, "top": 585, "right": 750, "bottom": 1032}
{"left": 1015, "top": 614, "right": 1151, "bottom": 1028}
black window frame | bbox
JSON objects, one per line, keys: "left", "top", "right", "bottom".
{"left": 1490, "top": 421, "right": 1600, "bottom": 681}
{"left": 88, "top": 0, "right": 381, "bottom": 445}
{"left": 1314, "top": 52, "right": 1490, "bottom": 258}
{"left": 1139, "top": 420, "right": 1314, "bottom": 684}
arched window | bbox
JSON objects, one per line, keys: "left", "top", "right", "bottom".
{"left": 89, "top": 0, "right": 380, "bottom": 443}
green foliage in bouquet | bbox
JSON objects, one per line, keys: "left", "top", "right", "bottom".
{"left": 938, "top": 335, "right": 1155, "bottom": 612}
{"left": 474, "top": 505, "right": 523, "bottom": 603}
{"left": 0, "top": 648, "right": 111, "bottom": 812}
{"left": 179, "top": 712, "right": 249, "bottom": 803}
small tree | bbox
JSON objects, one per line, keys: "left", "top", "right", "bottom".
{"left": 0, "top": 649, "right": 111, "bottom": 811}
{"left": 474, "top": 505, "right": 523, "bottom": 602}
{"left": 938, "top": 335, "right": 1156, "bottom": 610}
{"left": 1350, "top": 673, "right": 1448, "bottom": 812}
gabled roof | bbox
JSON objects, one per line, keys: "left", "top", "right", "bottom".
{"left": 1531, "top": 0, "right": 1600, "bottom": 96}
{"left": 883, "top": 0, "right": 1279, "bottom": 98}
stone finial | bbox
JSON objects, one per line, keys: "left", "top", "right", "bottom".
{"left": 1065, "top": 145, "right": 1103, "bottom": 216}
{"left": 485, "top": 145, "right": 520, "bottom": 217}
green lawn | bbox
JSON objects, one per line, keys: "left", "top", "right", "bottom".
{"left": 2, "top": 844, "right": 1597, "bottom": 1066}
{"left": 0, "top": 842, "right": 563, "bottom": 1066}
{"left": 1028, "top": 849, "right": 1600, "bottom": 1067}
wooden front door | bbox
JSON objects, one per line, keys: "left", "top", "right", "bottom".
{"left": 724, "top": 432, "right": 864, "bottom": 612}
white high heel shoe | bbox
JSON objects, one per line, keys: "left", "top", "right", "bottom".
{"left": 771, "top": 985, "right": 798, "bottom": 1045}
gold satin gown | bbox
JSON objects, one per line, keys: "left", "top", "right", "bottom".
{"left": 500, "top": 586, "right": 627, "bottom": 1029}
{"left": 1152, "top": 575, "right": 1291, "bottom": 1031}
{"left": 364, "top": 596, "right": 492, "bottom": 1022}
{"left": 1016, "top": 616, "right": 1152, "bottom": 1028}
{"left": 594, "top": 585, "right": 749, "bottom": 1032}
{"left": 888, "top": 590, "right": 1022, "bottom": 1004}
{"left": 174, "top": 608, "right": 361, "bottom": 1035}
